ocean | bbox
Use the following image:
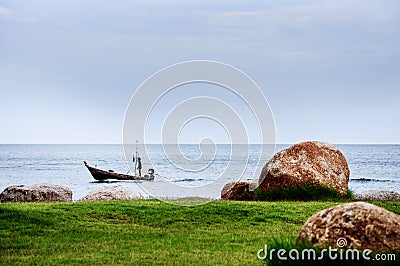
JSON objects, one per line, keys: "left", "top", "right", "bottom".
{"left": 0, "top": 144, "right": 399, "bottom": 201}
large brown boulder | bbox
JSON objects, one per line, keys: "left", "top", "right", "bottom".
{"left": 221, "top": 181, "right": 257, "bottom": 201}
{"left": 297, "top": 202, "right": 400, "bottom": 252}
{"left": 79, "top": 185, "right": 144, "bottom": 201}
{"left": 259, "top": 141, "right": 350, "bottom": 195}
{"left": 0, "top": 184, "right": 72, "bottom": 202}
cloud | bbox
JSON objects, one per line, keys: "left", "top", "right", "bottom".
{"left": 0, "top": 6, "right": 11, "bottom": 17}
{"left": 22, "top": 17, "right": 39, "bottom": 23}
{"left": 202, "top": 0, "right": 400, "bottom": 58}
{"left": 206, "top": 1, "right": 399, "bottom": 34}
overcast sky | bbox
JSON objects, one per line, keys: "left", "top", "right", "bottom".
{"left": 0, "top": 0, "right": 399, "bottom": 144}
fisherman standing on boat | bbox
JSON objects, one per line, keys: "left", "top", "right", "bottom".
{"left": 137, "top": 157, "right": 142, "bottom": 176}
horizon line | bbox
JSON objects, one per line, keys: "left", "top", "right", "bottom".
{"left": 0, "top": 142, "right": 399, "bottom": 145}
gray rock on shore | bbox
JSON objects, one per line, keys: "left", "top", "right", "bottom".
{"left": 79, "top": 185, "right": 144, "bottom": 201}
{"left": 297, "top": 202, "right": 400, "bottom": 252}
{"left": 0, "top": 184, "right": 72, "bottom": 202}
{"left": 259, "top": 141, "right": 350, "bottom": 195}
{"left": 354, "top": 190, "right": 400, "bottom": 201}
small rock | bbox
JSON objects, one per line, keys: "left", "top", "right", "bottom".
{"left": 297, "top": 202, "right": 400, "bottom": 252}
{"left": 221, "top": 181, "right": 257, "bottom": 201}
{"left": 0, "top": 184, "right": 72, "bottom": 202}
{"left": 354, "top": 190, "right": 400, "bottom": 201}
{"left": 79, "top": 185, "right": 144, "bottom": 201}
{"left": 259, "top": 141, "right": 350, "bottom": 195}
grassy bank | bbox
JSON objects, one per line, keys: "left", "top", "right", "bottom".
{"left": 1, "top": 200, "right": 399, "bottom": 265}
{"left": 254, "top": 185, "right": 354, "bottom": 201}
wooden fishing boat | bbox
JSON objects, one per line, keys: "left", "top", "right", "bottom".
{"left": 84, "top": 161, "right": 155, "bottom": 181}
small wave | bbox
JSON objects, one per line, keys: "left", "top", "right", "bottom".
{"left": 173, "top": 178, "right": 203, "bottom": 182}
{"left": 42, "top": 163, "right": 63, "bottom": 166}
{"left": 0, "top": 166, "right": 19, "bottom": 169}
{"left": 350, "top": 178, "right": 395, "bottom": 183}
{"left": 90, "top": 180, "right": 120, "bottom": 184}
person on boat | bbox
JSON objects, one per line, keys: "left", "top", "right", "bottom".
{"left": 137, "top": 157, "right": 142, "bottom": 176}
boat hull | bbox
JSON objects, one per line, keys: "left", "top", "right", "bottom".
{"left": 85, "top": 163, "right": 154, "bottom": 181}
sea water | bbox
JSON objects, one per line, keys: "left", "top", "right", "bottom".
{"left": 0, "top": 144, "right": 398, "bottom": 201}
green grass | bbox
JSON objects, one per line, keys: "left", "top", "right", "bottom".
{"left": 254, "top": 185, "right": 354, "bottom": 201}
{"left": 0, "top": 200, "right": 399, "bottom": 265}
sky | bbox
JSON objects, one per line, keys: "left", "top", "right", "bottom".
{"left": 0, "top": 0, "right": 399, "bottom": 144}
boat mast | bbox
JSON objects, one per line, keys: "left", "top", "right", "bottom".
{"left": 134, "top": 141, "right": 138, "bottom": 176}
